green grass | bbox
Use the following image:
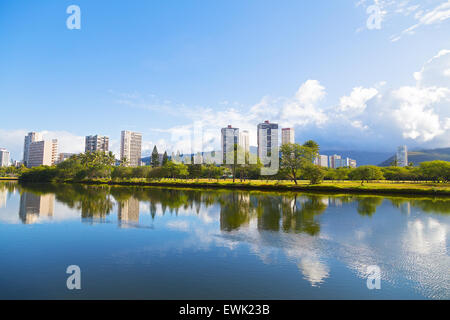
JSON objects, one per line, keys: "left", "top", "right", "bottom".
{"left": 0, "top": 177, "right": 19, "bottom": 180}
{"left": 66, "top": 178, "right": 450, "bottom": 196}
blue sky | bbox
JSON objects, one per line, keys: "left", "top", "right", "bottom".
{"left": 1, "top": 0, "right": 450, "bottom": 160}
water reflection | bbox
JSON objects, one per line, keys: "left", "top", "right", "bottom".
{"left": 19, "top": 192, "right": 54, "bottom": 224}
{"left": 0, "top": 182, "right": 449, "bottom": 299}
{"left": 1, "top": 182, "right": 449, "bottom": 230}
{"left": 118, "top": 197, "right": 140, "bottom": 228}
{"left": 0, "top": 188, "right": 6, "bottom": 208}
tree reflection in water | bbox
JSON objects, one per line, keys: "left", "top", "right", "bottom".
{"left": 9, "top": 183, "right": 450, "bottom": 230}
{"left": 355, "top": 196, "right": 384, "bottom": 217}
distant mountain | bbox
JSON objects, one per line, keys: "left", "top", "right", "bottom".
{"left": 320, "top": 150, "right": 392, "bottom": 166}
{"left": 141, "top": 148, "right": 392, "bottom": 166}
{"left": 141, "top": 147, "right": 450, "bottom": 167}
{"left": 379, "top": 148, "right": 450, "bottom": 166}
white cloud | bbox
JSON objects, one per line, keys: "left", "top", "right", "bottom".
{"left": 338, "top": 87, "right": 378, "bottom": 113}
{"left": 390, "top": 49, "right": 450, "bottom": 142}
{"left": 391, "top": 0, "right": 450, "bottom": 41}
{"left": 413, "top": 0, "right": 450, "bottom": 25}
{"left": 166, "top": 220, "right": 190, "bottom": 231}
{"left": 351, "top": 120, "right": 369, "bottom": 130}
{"left": 414, "top": 49, "right": 450, "bottom": 86}
{"left": 295, "top": 80, "right": 326, "bottom": 106}
{"left": 159, "top": 80, "right": 329, "bottom": 153}
{"left": 130, "top": 49, "right": 450, "bottom": 152}
{"left": 356, "top": 0, "right": 450, "bottom": 41}
{"left": 5, "top": 50, "right": 450, "bottom": 158}
{"left": 281, "top": 80, "right": 328, "bottom": 127}
{"left": 392, "top": 86, "right": 450, "bottom": 141}
{"left": 41, "top": 130, "right": 85, "bottom": 154}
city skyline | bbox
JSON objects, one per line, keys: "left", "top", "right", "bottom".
{"left": 6, "top": 123, "right": 360, "bottom": 168}
{"left": 1, "top": 1, "right": 450, "bottom": 161}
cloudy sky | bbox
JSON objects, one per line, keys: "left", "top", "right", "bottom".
{"left": 1, "top": 0, "right": 450, "bottom": 160}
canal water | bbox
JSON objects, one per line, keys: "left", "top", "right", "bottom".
{"left": 0, "top": 182, "right": 448, "bottom": 299}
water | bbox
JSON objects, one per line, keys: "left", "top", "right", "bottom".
{"left": 0, "top": 181, "right": 449, "bottom": 299}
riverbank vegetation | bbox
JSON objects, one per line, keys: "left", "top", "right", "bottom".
{"left": 3, "top": 141, "right": 449, "bottom": 195}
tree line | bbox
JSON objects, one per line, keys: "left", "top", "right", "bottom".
{"left": 3, "top": 142, "right": 450, "bottom": 184}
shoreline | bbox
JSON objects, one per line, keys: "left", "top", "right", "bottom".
{"left": 27, "top": 179, "right": 450, "bottom": 197}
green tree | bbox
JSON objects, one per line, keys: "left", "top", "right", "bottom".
{"left": 224, "top": 143, "right": 244, "bottom": 183}
{"left": 188, "top": 163, "right": 203, "bottom": 180}
{"left": 280, "top": 143, "right": 318, "bottom": 184}
{"left": 302, "top": 140, "right": 320, "bottom": 160}
{"left": 349, "top": 165, "right": 384, "bottom": 185}
{"left": 302, "top": 163, "right": 326, "bottom": 184}
{"left": 164, "top": 161, "right": 188, "bottom": 179}
{"left": 280, "top": 143, "right": 302, "bottom": 184}
{"left": 419, "top": 161, "right": 450, "bottom": 182}
{"left": 162, "top": 151, "right": 169, "bottom": 166}
{"left": 151, "top": 146, "right": 160, "bottom": 168}
{"left": 335, "top": 167, "right": 351, "bottom": 181}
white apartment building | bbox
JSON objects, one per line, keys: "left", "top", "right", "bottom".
{"left": 27, "top": 139, "right": 58, "bottom": 168}
{"left": 257, "top": 120, "right": 278, "bottom": 161}
{"left": 221, "top": 125, "right": 239, "bottom": 164}
{"left": 348, "top": 159, "right": 357, "bottom": 168}
{"left": 239, "top": 130, "right": 250, "bottom": 155}
{"left": 23, "top": 132, "right": 43, "bottom": 166}
{"left": 0, "top": 148, "right": 10, "bottom": 167}
{"left": 120, "top": 131, "right": 142, "bottom": 167}
{"left": 85, "top": 135, "right": 109, "bottom": 153}
{"left": 314, "top": 154, "right": 328, "bottom": 168}
{"left": 328, "top": 154, "right": 341, "bottom": 169}
{"left": 328, "top": 154, "right": 357, "bottom": 168}
{"left": 396, "top": 145, "right": 408, "bottom": 167}
{"left": 281, "top": 128, "right": 295, "bottom": 145}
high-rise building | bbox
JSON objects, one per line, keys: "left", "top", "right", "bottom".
{"left": 27, "top": 139, "right": 58, "bottom": 168}
{"left": 257, "top": 120, "right": 278, "bottom": 161}
{"left": 0, "top": 148, "right": 10, "bottom": 167}
{"left": 396, "top": 145, "right": 408, "bottom": 167}
{"left": 120, "top": 131, "right": 142, "bottom": 167}
{"left": 23, "top": 132, "right": 43, "bottom": 166}
{"left": 239, "top": 130, "right": 250, "bottom": 155}
{"left": 58, "top": 153, "right": 75, "bottom": 163}
{"left": 281, "top": 128, "right": 295, "bottom": 145}
{"left": 221, "top": 125, "right": 239, "bottom": 164}
{"left": 348, "top": 159, "right": 357, "bottom": 168}
{"left": 314, "top": 154, "right": 328, "bottom": 167}
{"left": 85, "top": 135, "right": 109, "bottom": 153}
{"left": 328, "top": 155, "right": 357, "bottom": 168}
{"left": 328, "top": 154, "right": 341, "bottom": 169}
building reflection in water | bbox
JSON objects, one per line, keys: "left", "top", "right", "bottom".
{"left": 18, "top": 192, "right": 54, "bottom": 224}
{"left": 118, "top": 197, "right": 140, "bottom": 228}
{"left": 0, "top": 189, "right": 7, "bottom": 209}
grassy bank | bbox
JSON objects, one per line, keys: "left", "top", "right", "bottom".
{"left": 0, "top": 177, "right": 19, "bottom": 181}
{"left": 55, "top": 178, "right": 450, "bottom": 196}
